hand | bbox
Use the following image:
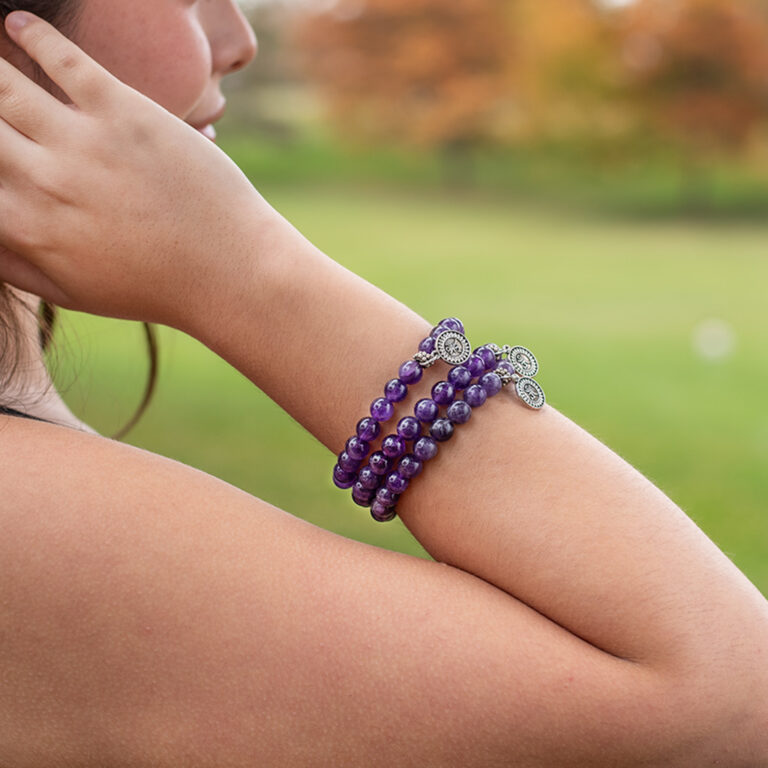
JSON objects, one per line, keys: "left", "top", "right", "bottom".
{"left": 0, "top": 11, "right": 270, "bottom": 328}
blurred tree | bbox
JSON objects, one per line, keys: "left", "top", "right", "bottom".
{"left": 292, "top": 1, "right": 618, "bottom": 164}
{"left": 290, "top": 0, "right": 768, "bottom": 199}
{"left": 616, "top": 0, "right": 768, "bottom": 204}
{"left": 292, "top": 0, "right": 517, "bottom": 178}
{"left": 509, "top": 0, "right": 620, "bottom": 142}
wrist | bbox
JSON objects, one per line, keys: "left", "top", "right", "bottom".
{"left": 170, "top": 195, "right": 287, "bottom": 343}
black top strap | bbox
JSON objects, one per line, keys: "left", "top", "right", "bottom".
{"left": 0, "top": 405, "right": 55, "bottom": 424}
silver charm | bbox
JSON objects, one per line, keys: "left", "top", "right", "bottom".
{"left": 506, "top": 345, "right": 539, "bottom": 377}
{"left": 494, "top": 343, "right": 545, "bottom": 409}
{"left": 515, "top": 377, "right": 545, "bottom": 409}
{"left": 416, "top": 321, "right": 547, "bottom": 411}
{"left": 414, "top": 330, "right": 472, "bottom": 368}
{"left": 435, "top": 331, "right": 472, "bottom": 365}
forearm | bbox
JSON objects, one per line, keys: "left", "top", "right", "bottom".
{"left": 182, "top": 203, "right": 768, "bottom": 685}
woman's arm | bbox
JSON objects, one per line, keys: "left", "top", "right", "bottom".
{"left": 182, "top": 206, "right": 768, "bottom": 726}
{"left": 0, "top": 14, "right": 765, "bottom": 761}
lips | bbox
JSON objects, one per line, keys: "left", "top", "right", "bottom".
{"left": 197, "top": 124, "right": 217, "bottom": 142}
{"left": 190, "top": 100, "right": 226, "bottom": 143}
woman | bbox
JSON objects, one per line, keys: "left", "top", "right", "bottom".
{"left": 0, "top": 4, "right": 765, "bottom": 766}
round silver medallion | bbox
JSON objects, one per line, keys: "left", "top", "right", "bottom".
{"left": 435, "top": 331, "right": 472, "bottom": 366}
{"left": 507, "top": 346, "right": 539, "bottom": 377}
{"left": 515, "top": 377, "right": 545, "bottom": 409}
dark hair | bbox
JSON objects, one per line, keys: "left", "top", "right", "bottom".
{"left": 0, "top": 0, "right": 81, "bottom": 28}
{"left": 0, "top": 0, "right": 159, "bottom": 440}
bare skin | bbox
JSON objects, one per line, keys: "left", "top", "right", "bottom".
{"left": 0, "top": 8, "right": 766, "bottom": 767}
{"left": 0, "top": 0, "right": 256, "bottom": 431}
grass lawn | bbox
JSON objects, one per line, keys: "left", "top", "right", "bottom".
{"left": 53, "top": 182, "right": 768, "bottom": 598}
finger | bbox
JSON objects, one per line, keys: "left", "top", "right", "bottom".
{"left": 4, "top": 11, "right": 120, "bottom": 113}
{"left": 0, "top": 55, "right": 71, "bottom": 144}
{"left": 0, "top": 103, "right": 36, "bottom": 173}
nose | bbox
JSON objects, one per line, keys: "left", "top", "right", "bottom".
{"left": 214, "top": 1, "right": 258, "bottom": 76}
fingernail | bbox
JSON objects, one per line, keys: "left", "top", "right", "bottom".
{"left": 6, "top": 11, "right": 32, "bottom": 34}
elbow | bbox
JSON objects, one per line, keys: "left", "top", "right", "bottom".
{"left": 658, "top": 615, "right": 768, "bottom": 767}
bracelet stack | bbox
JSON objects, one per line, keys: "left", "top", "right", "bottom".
{"left": 332, "top": 318, "right": 545, "bottom": 522}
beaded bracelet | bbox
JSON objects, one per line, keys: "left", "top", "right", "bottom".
{"left": 367, "top": 344, "right": 510, "bottom": 521}
{"left": 332, "top": 318, "right": 545, "bottom": 522}
{"left": 332, "top": 318, "right": 466, "bottom": 495}
{"left": 359, "top": 354, "right": 482, "bottom": 522}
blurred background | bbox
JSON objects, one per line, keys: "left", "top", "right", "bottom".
{"left": 55, "top": 0, "right": 767, "bottom": 594}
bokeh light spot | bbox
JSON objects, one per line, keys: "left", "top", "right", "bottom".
{"left": 691, "top": 317, "right": 736, "bottom": 362}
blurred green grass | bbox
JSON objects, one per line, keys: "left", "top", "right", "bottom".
{"left": 52, "top": 182, "right": 767, "bottom": 597}
{"left": 217, "top": 128, "right": 768, "bottom": 219}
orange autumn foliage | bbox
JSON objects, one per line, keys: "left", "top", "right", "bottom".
{"left": 507, "top": 0, "right": 619, "bottom": 139}
{"left": 292, "top": 0, "right": 517, "bottom": 148}
{"left": 293, "top": 0, "right": 616, "bottom": 146}
{"left": 293, "top": 0, "right": 768, "bottom": 157}
{"left": 617, "top": 0, "right": 768, "bottom": 151}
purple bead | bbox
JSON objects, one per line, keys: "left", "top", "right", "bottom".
{"left": 399, "top": 359, "right": 423, "bottom": 385}
{"left": 357, "top": 465, "right": 380, "bottom": 490}
{"left": 356, "top": 417, "right": 381, "bottom": 442}
{"left": 371, "top": 501, "right": 397, "bottom": 522}
{"left": 338, "top": 450, "right": 363, "bottom": 473}
{"left": 479, "top": 372, "right": 503, "bottom": 397}
{"left": 431, "top": 381, "right": 455, "bottom": 406}
{"left": 369, "top": 451, "right": 392, "bottom": 476}
{"left": 448, "top": 365, "right": 472, "bottom": 391}
{"left": 446, "top": 400, "right": 472, "bottom": 424}
{"left": 375, "top": 487, "right": 400, "bottom": 507}
{"left": 496, "top": 360, "right": 515, "bottom": 376}
{"left": 397, "top": 416, "right": 421, "bottom": 441}
{"left": 333, "top": 465, "right": 357, "bottom": 489}
{"left": 398, "top": 453, "right": 423, "bottom": 479}
{"left": 414, "top": 398, "right": 439, "bottom": 423}
{"left": 430, "top": 418, "right": 454, "bottom": 442}
{"left": 346, "top": 436, "right": 370, "bottom": 461}
{"left": 418, "top": 336, "right": 436, "bottom": 354}
{"left": 413, "top": 436, "right": 439, "bottom": 462}
{"left": 467, "top": 355, "right": 485, "bottom": 377}
{"left": 430, "top": 324, "right": 450, "bottom": 339}
{"left": 475, "top": 346, "right": 498, "bottom": 371}
{"left": 464, "top": 384, "right": 488, "bottom": 408}
{"left": 386, "top": 472, "right": 409, "bottom": 494}
{"left": 382, "top": 434, "right": 407, "bottom": 459}
{"left": 440, "top": 317, "right": 465, "bottom": 333}
{"left": 352, "top": 482, "right": 375, "bottom": 507}
{"left": 384, "top": 378, "right": 408, "bottom": 403}
{"left": 371, "top": 397, "right": 394, "bottom": 422}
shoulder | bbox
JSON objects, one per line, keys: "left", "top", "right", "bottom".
{"left": 0, "top": 413, "right": 551, "bottom": 767}
{"left": 0, "top": 410, "right": 219, "bottom": 509}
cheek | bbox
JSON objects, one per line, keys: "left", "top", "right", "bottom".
{"left": 73, "top": 4, "right": 211, "bottom": 119}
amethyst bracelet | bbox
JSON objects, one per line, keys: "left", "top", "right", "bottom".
{"left": 363, "top": 354, "right": 484, "bottom": 522}
{"left": 368, "top": 345, "right": 511, "bottom": 522}
{"left": 332, "top": 318, "right": 465, "bottom": 497}
{"left": 332, "top": 317, "right": 546, "bottom": 523}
